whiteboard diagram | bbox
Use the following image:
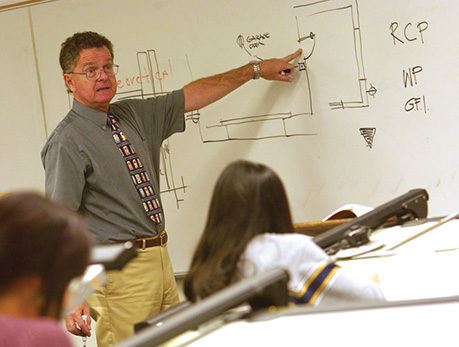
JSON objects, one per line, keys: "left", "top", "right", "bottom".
{"left": 108, "top": 0, "right": 379, "bottom": 205}
{"left": 294, "top": 0, "right": 377, "bottom": 110}
{"left": 194, "top": 0, "right": 377, "bottom": 143}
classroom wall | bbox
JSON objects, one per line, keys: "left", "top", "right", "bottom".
{"left": 0, "top": 6, "right": 47, "bottom": 191}
{"left": 1, "top": 0, "right": 459, "bottom": 272}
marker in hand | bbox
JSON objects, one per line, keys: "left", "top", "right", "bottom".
{"left": 75, "top": 315, "right": 88, "bottom": 347}
{"left": 280, "top": 48, "right": 302, "bottom": 78}
{"left": 281, "top": 65, "right": 299, "bottom": 75}
{"left": 81, "top": 315, "right": 88, "bottom": 347}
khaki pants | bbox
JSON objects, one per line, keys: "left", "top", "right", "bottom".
{"left": 88, "top": 245, "right": 179, "bottom": 347}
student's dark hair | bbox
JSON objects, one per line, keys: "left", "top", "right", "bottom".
{"left": 0, "top": 192, "right": 91, "bottom": 319}
{"left": 184, "top": 160, "right": 294, "bottom": 301}
{"left": 59, "top": 31, "right": 114, "bottom": 73}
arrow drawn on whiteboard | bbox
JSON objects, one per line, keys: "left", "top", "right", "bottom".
{"left": 297, "top": 31, "right": 317, "bottom": 61}
{"left": 297, "top": 31, "right": 315, "bottom": 43}
{"left": 366, "top": 83, "right": 377, "bottom": 97}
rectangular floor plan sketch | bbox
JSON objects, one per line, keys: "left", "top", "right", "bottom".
{"left": 294, "top": 0, "right": 377, "bottom": 110}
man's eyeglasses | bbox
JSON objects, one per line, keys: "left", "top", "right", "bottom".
{"left": 68, "top": 64, "right": 119, "bottom": 81}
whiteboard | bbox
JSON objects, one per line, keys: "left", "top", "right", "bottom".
{"left": 1, "top": 0, "right": 459, "bottom": 272}
{"left": 0, "top": 7, "right": 46, "bottom": 191}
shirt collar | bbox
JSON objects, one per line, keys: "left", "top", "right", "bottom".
{"left": 72, "top": 99, "right": 110, "bottom": 128}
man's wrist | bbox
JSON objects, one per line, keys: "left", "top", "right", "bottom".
{"left": 250, "top": 60, "right": 261, "bottom": 80}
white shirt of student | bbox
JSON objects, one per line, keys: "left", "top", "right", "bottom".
{"left": 237, "top": 233, "right": 385, "bottom": 306}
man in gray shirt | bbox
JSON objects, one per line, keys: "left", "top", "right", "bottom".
{"left": 41, "top": 31, "right": 301, "bottom": 346}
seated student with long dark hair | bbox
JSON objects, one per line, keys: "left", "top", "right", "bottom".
{"left": 185, "top": 160, "right": 385, "bottom": 305}
{"left": 0, "top": 192, "right": 91, "bottom": 347}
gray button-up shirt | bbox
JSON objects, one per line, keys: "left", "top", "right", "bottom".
{"left": 41, "top": 89, "right": 185, "bottom": 243}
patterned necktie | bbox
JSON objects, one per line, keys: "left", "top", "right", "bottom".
{"left": 107, "top": 113, "right": 162, "bottom": 224}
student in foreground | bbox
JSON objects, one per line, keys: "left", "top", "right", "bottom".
{"left": 184, "top": 160, "right": 385, "bottom": 305}
{"left": 0, "top": 192, "right": 91, "bottom": 347}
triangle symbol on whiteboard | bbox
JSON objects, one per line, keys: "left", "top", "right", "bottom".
{"left": 359, "top": 127, "right": 376, "bottom": 148}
